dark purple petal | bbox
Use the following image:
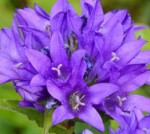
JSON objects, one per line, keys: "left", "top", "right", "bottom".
{"left": 12, "top": 18, "right": 24, "bottom": 45}
{"left": 30, "top": 74, "right": 46, "bottom": 86}
{"left": 50, "top": 13, "right": 66, "bottom": 33}
{"left": 129, "top": 51, "right": 150, "bottom": 64}
{"left": 0, "top": 75, "right": 11, "bottom": 84}
{"left": 138, "top": 116, "right": 150, "bottom": 130}
{"left": 19, "top": 100, "right": 34, "bottom": 108}
{"left": 50, "top": 0, "right": 74, "bottom": 20}
{"left": 17, "top": 8, "right": 49, "bottom": 31}
{"left": 0, "top": 29, "right": 26, "bottom": 60}
{"left": 50, "top": 31, "right": 68, "bottom": 66}
{"left": 78, "top": 106, "right": 104, "bottom": 132}
{"left": 69, "top": 61, "right": 87, "bottom": 88}
{"left": 118, "top": 71, "right": 150, "bottom": 92}
{"left": 89, "top": 83, "right": 119, "bottom": 104}
{"left": 103, "top": 22, "right": 124, "bottom": 52}
{"left": 0, "top": 53, "right": 19, "bottom": 79}
{"left": 123, "top": 27, "right": 135, "bottom": 43}
{"left": 20, "top": 26, "right": 50, "bottom": 48}
{"left": 81, "top": 0, "right": 96, "bottom": 17}
{"left": 70, "top": 49, "right": 86, "bottom": 66}
{"left": 33, "top": 103, "right": 45, "bottom": 112}
{"left": 19, "top": 100, "right": 44, "bottom": 112}
{"left": 34, "top": 4, "right": 49, "bottom": 19}
{"left": 25, "top": 49, "right": 51, "bottom": 77}
{"left": 16, "top": 86, "right": 43, "bottom": 102}
{"left": 101, "top": 10, "right": 128, "bottom": 34}
{"left": 52, "top": 106, "right": 74, "bottom": 126}
{"left": 50, "top": 0, "right": 74, "bottom": 33}
{"left": 47, "top": 80, "right": 64, "bottom": 102}
{"left": 123, "top": 95, "right": 150, "bottom": 113}
{"left": 94, "top": 35, "right": 104, "bottom": 52}
{"left": 24, "top": 33, "right": 33, "bottom": 49}
{"left": 116, "top": 39, "right": 146, "bottom": 66}
{"left": 134, "top": 108, "right": 144, "bottom": 121}
{"left": 15, "top": 81, "right": 45, "bottom": 93}
{"left": 67, "top": 10, "right": 82, "bottom": 36}
{"left": 84, "top": 0, "right": 104, "bottom": 31}
{"left": 134, "top": 25, "right": 147, "bottom": 31}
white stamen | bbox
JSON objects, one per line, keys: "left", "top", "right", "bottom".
{"left": 111, "top": 52, "right": 120, "bottom": 61}
{"left": 51, "top": 64, "right": 63, "bottom": 76}
{"left": 14, "top": 63, "right": 23, "bottom": 68}
{"left": 117, "top": 96, "right": 127, "bottom": 106}
{"left": 143, "top": 128, "right": 149, "bottom": 133}
{"left": 73, "top": 93, "right": 85, "bottom": 110}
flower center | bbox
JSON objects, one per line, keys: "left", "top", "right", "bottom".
{"left": 117, "top": 96, "right": 127, "bottom": 106}
{"left": 111, "top": 52, "right": 120, "bottom": 61}
{"left": 51, "top": 64, "right": 63, "bottom": 76}
{"left": 69, "top": 91, "right": 85, "bottom": 111}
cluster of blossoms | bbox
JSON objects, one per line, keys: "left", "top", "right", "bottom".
{"left": 1, "top": 0, "right": 150, "bottom": 133}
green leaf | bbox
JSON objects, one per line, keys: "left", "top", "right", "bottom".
{"left": 0, "top": 99, "right": 44, "bottom": 127}
{"left": 103, "top": 121, "right": 110, "bottom": 134}
{"left": 74, "top": 121, "right": 100, "bottom": 134}
{"left": 135, "top": 28, "right": 150, "bottom": 50}
{"left": 110, "top": 120, "right": 119, "bottom": 131}
{"left": 49, "top": 125, "right": 68, "bottom": 134}
{"left": 43, "top": 109, "right": 53, "bottom": 134}
{"left": 74, "top": 120, "right": 110, "bottom": 134}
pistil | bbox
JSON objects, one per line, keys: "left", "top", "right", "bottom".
{"left": 111, "top": 52, "right": 120, "bottom": 61}
{"left": 51, "top": 64, "right": 63, "bottom": 76}
{"left": 14, "top": 63, "right": 23, "bottom": 68}
{"left": 117, "top": 96, "right": 127, "bottom": 106}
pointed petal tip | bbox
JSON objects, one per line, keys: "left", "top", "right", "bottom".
{"left": 52, "top": 106, "right": 74, "bottom": 126}
{"left": 79, "top": 106, "right": 105, "bottom": 132}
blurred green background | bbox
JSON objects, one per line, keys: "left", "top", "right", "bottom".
{"left": 0, "top": 0, "right": 150, "bottom": 134}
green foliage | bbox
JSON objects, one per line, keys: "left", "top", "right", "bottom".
{"left": 7, "top": 0, "right": 28, "bottom": 9}
{"left": 74, "top": 120, "right": 110, "bottom": 134}
{"left": 0, "top": 99, "right": 70, "bottom": 134}
{"left": 136, "top": 28, "right": 150, "bottom": 50}
{"left": 43, "top": 110, "right": 53, "bottom": 134}
{"left": 0, "top": 99, "right": 44, "bottom": 127}
{"left": 49, "top": 125, "right": 68, "bottom": 134}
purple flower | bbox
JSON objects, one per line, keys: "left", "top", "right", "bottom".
{"left": 0, "top": 26, "right": 50, "bottom": 111}
{"left": 96, "top": 66, "right": 150, "bottom": 122}
{"left": 47, "top": 61, "right": 119, "bottom": 132}
{"left": 22, "top": 30, "right": 86, "bottom": 111}
{"left": 0, "top": 5, "right": 52, "bottom": 111}
{"left": 64, "top": 0, "right": 149, "bottom": 86}
{"left": 0, "top": 0, "right": 150, "bottom": 132}
{"left": 25, "top": 31, "right": 86, "bottom": 83}
{"left": 110, "top": 108, "right": 150, "bottom": 134}
{"left": 17, "top": 4, "right": 50, "bottom": 32}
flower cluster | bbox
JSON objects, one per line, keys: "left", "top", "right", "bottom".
{"left": 0, "top": 0, "right": 150, "bottom": 133}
